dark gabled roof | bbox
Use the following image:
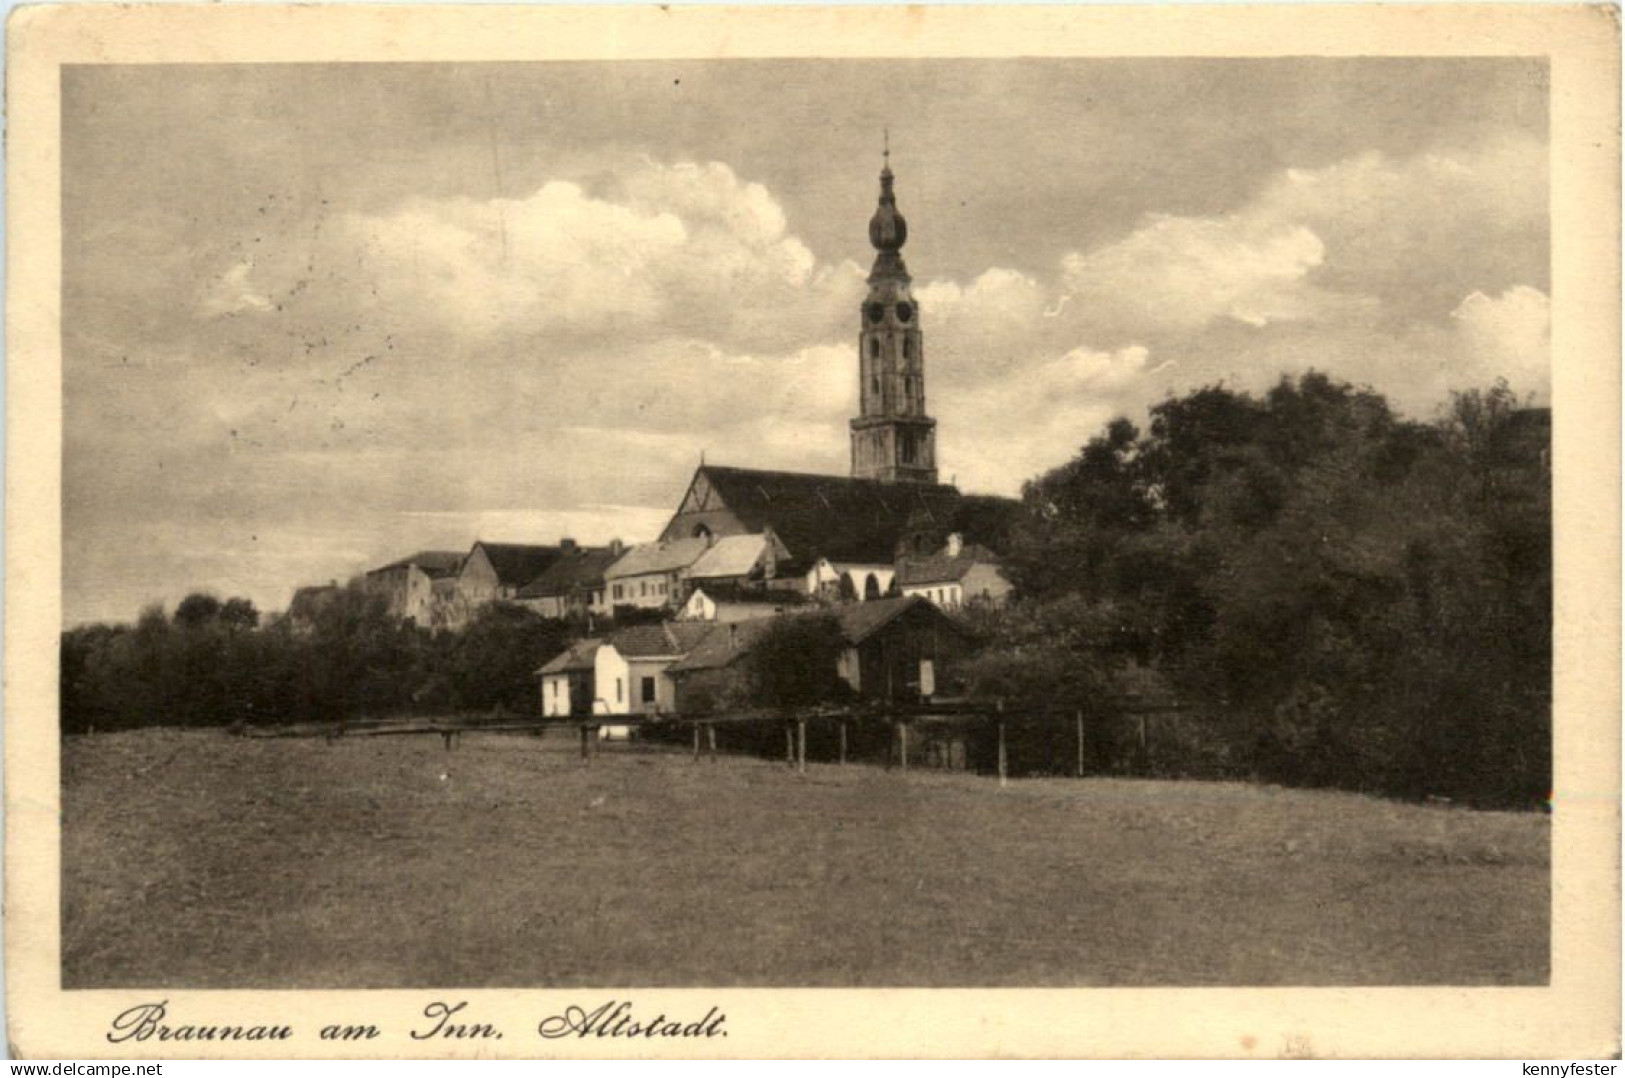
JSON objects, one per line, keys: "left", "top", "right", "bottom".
{"left": 606, "top": 621, "right": 716, "bottom": 660}
{"left": 368, "top": 550, "right": 465, "bottom": 578}
{"left": 537, "top": 638, "right": 603, "bottom": 676}
{"left": 472, "top": 542, "right": 568, "bottom": 588}
{"left": 835, "top": 595, "right": 972, "bottom": 645}
{"left": 896, "top": 543, "right": 1001, "bottom": 587}
{"left": 671, "top": 466, "right": 1020, "bottom": 564}
{"left": 516, "top": 547, "right": 621, "bottom": 599}
{"left": 667, "top": 619, "right": 779, "bottom": 674}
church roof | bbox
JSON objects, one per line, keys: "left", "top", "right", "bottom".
{"left": 677, "top": 465, "right": 1021, "bottom": 565}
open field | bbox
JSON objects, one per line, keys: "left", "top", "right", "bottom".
{"left": 63, "top": 728, "right": 1548, "bottom": 987}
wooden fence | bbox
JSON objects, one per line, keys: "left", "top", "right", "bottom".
{"left": 237, "top": 697, "right": 1188, "bottom": 784}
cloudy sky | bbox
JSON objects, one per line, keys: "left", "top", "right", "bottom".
{"left": 63, "top": 59, "right": 1549, "bottom": 626}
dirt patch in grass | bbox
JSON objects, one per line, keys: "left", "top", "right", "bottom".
{"left": 62, "top": 728, "right": 1548, "bottom": 988}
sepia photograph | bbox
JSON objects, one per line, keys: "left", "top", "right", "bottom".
{"left": 7, "top": 2, "right": 1618, "bottom": 1060}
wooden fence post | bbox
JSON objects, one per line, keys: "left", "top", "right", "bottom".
{"left": 997, "top": 719, "right": 1008, "bottom": 788}
{"left": 838, "top": 721, "right": 847, "bottom": 765}
{"left": 797, "top": 719, "right": 807, "bottom": 774}
{"left": 1076, "top": 709, "right": 1085, "bottom": 778}
{"left": 785, "top": 723, "right": 795, "bottom": 767}
{"left": 692, "top": 723, "right": 701, "bottom": 761}
{"left": 899, "top": 723, "right": 909, "bottom": 773}
{"left": 706, "top": 723, "right": 717, "bottom": 761}
{"left": 578, "top": 724, "right": 589, "bottom": 761}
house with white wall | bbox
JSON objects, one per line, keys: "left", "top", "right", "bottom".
{"left": 895, "top": 533, "right": 1012, "bottom": 610}
{"left": 680, "top": 583, "right": 811, "bottom": 623}
{"left": 601, "top": 537, "right": 711, "bottom": 614}
{"left": 537, "top": 639, "right": 601, "bottom": 718}
{"left": 592, "top": 622, "right": 716, "bottom": 717}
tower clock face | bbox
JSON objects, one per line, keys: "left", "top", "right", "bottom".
{"left": 866, "top": 303, "right": 885, "bottom": 324}
{"left": 896, "top": 302, "right": 914, "bottom": 323}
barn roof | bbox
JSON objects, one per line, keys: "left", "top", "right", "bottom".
{"left": 667, "top": 619, "right": 779, "bottom": 674}
{"left": 516, "top": 547, "right": 622, "bottom": 599}
{"left": 368, "top": 550, "right": 465, "bottom": 578}
{"left": 537, "top": 638, "right": 602, "bottom": 676}
{"left": 835, "top": 595, "right": 972, "bottom": 645}
{"left": 471, "top": 542, "right": 568, "bottom": 588}
{"left": 895, "top": 542, "right": 1001, "bottom": 586}
{"left": 607, "top": 621, "right": 716, "bottom": 659}
{"left": 671, "top": 465, "right": 1021, "bottom": 564}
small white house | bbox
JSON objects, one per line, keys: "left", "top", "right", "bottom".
{"left": 895, "top": 533, "right": 1012, "bottom": 610}
{"left": 592, "top": 622, "right": 715, "bottom": 718}
{"left": 537, "top": 639, "right": 601, "bottom": 718}
{"left": 680, "top": 584, "right": 809, "bottom": 623}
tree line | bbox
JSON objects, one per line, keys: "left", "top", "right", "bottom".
{"left": 970, "top": 372, "right": 1550, "bottom": 807}
{"left": 60, "top": 589, "right": 573, "bottom": 734}
{"left": 60, "top": 372, "right": 1550, "bottom": 807}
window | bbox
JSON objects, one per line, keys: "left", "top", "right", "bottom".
{"left": 612, "top": 584, "right": 622, "bottom": 600}
{"left": 616, "top": 677, "right": 623, "bottom": 703}
{"left": 640, "top": 580, "right": 648, "bottom": 597}
{"left": 903, "top": 337, "right": 913, "bottom": 360}
{"left": 869, "top": 337, "right": 879, "bottom": 359}
{"left": 871, "top": 375, "right": 880, "bottom": 396}
{"left": 641, "top": 677, "right": 657, "bottom": 704}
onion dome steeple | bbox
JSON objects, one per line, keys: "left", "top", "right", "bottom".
{"left": 867, "top": 133, "right": 910, "bottom": 284}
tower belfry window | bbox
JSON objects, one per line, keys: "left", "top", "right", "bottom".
{"left": 869, "top": 338, "right": 879, "bottom": 359}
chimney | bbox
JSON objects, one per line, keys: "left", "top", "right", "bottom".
{"left": 609, "top": 538, "right": 625, "bottom": 557}
{"left": 946, "top": 532, "right": 964, "bottom": 558}
{"left": 560, "top": 537, "right": 577, "bottom": 551}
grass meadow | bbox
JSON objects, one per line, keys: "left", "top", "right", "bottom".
{"left": 62, "top": 728, "right": 1548, "bottom": 988}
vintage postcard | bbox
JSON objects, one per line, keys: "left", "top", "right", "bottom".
{"left": 6, "top": 2, "right": 1619, "bottom": 1060}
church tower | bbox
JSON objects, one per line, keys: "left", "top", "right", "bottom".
{"left": 850, "top": 144, "right": 938, "bottom": 485}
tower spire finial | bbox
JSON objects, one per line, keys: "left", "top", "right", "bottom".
{"left": 883, "top": 127, "right": 890, "bottom": 164}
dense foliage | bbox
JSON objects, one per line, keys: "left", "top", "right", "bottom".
{"left": 60, "top": 585, "right": 574, "bottom": 733}
{"left": 995, "top": 373, "right": 1550, "bottom": 807}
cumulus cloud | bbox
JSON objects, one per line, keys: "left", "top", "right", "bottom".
{"left": 1450, "top": 285, "right": 1551, "bottom": 397}
{"left": 1045, "top": 134, "right": 1546, "bottom": 349}
{"left": 1061, "top": 218, "right": 1335, "bottom": 338}
{"left": 217, "top": 159, "right": 857, "bottom": 354}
